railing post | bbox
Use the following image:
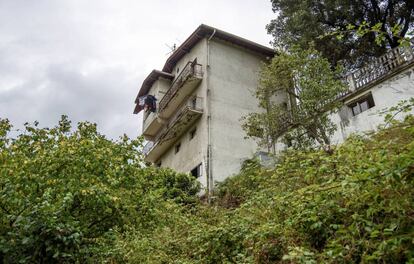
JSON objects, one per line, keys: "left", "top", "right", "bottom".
{"left": 405, "top": 43, "right": 414, "bottom": 61}
{"left": 340, "top": 38, "right": 414, "bottom": 95}
{"left": 395, "top": 47, "right": 403, "bottom": 65}
{"left": 347, "top": 73, "right": 356, "bottom": 91}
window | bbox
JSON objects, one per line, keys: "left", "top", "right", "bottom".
{"left": 176, "top": 67, "right": 179, "bottom": 73}
{"left": 189, "top": 127, "right": 197, "bottom": 140}
{"left": 348, "top": 93, "right": 375, "bottom": 116}
{"left": 190, "top": 163, "right": 202, "bottom": 178}
{"left": 174, "top": 142, "right": 181, "bottom": 154}
{"left": 191, "top": 96, "right": 197, "bottom": 108}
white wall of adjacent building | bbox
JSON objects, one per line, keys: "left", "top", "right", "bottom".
{"left": 331, "top": 65, "right": 414, "bottom": 144}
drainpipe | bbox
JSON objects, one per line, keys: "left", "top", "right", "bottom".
{"left": 206, "top": 29, "right": 216, "bottom": 203}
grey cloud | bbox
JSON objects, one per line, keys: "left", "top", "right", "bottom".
{"left": 0, "top": 0, "right": 273, "bottom": 139}
{"left": 0, "top": 62, "right": 142, "bottom": 139}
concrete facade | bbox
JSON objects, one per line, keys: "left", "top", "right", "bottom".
{"left": 134, "top": 25, "right": 274, "bottom": 193}
{"left": 152, "top": 38, "right": 209, "bottom": 188}
{"left": 208, "top": 39, "right": 267, "bottom": 183}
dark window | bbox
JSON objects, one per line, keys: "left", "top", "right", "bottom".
{"left": 191, "top": 97, "right": 197, "bottom": 108}
{"left": 176, "top": 67, "right": 179, "bottom": 73}
{"left": 190, "top": 163, "right": 202, "bottom": 178}
{"left": 348, "top": 93, "right": 375, "bottom": 116}
{"left": 189, "top": 127, "right": 197, "bottom": 140}
{"left": 175, "top": 142, "right": 181, "bottom": 154}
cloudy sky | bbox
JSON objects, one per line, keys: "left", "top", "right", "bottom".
{"left": 0, "top": 0, "right": 274, "bottom": 139}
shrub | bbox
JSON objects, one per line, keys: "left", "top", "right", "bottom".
{"left": 0, "top": 116, "right": 199, "bottom": 263}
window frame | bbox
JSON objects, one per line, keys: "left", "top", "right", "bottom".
{"left": 348, "top": 92, "right": 375, "bottom": 116}
{"left": 190, "top": 163, "right": 202, "bottom": 178}
{"left": 174, "top": 142, "right": 181, "bottom": 154}
{"left": 189, "top": 127, "right": 197, "bottom": 140}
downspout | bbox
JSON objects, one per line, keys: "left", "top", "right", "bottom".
{"left": 206, "top": 29, "right": 216, "bottom": 203}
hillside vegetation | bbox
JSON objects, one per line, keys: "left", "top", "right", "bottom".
{"left": 1, "top": 115, "right": 413, "bottom": 263}
{"left": 0, "top": 117, "right": 199, "bottom": 263}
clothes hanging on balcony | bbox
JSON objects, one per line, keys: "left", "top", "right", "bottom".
{"left": 137, "top": 95, "right": 157, "bottom": 113}
{"left": 136, "top": 96, "right": 146, "bottom": 113}
{"left": 144, "top": 95, "right": 157, "bottom": 112}
{"left": 138, "top": 96, "right": 146, "bottom": 107}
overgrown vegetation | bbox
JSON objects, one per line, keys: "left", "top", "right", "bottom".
{"left": 1, "top": 114, "right": 413, "bottom": 263}
{"left": 241, "top": 48, "right": 347, "bottom": 152}
{"left": 115, "top": 114, "right": 414, "bottom": 263}
{"left": 0, "top": 117, "right": 199, "bottom": 263}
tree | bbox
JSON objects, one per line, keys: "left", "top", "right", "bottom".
{"left": 267, "top": 0, "right": 414, "bottom": 67}
{"left": 0, "top": 116, "right": 199, "bottom": 263}
{"left": 242, "top": 49, "right": 347, "bottom": 152}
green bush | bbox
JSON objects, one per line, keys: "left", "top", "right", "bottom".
{"left": 0, "top": 117, "right": 199, "bottom": 263}
{"left": 1, "top": 114, "right": 413, "bottom": 263}
{"left": 114, "top": 115, "right": 414, "bottom": 263}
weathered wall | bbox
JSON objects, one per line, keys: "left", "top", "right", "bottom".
{"left": 153, "top": 38, "right": 273, "bottom": 189}
{"left": 147, "top": 77, "right": 170, "bottom": 97}
{"left": 331, "top": 65, "right": 414, "bottom": 143}
{"left": 208, "top": 39, "right": 267, "bottom": 183}
{"left": 156, "top": 38, "right": 209, "bottom": 189}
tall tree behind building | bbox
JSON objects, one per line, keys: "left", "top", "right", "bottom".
{"left": 267, "top": 0, "right": 414, "bottom": 68}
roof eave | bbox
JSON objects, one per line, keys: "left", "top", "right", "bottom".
{"left": 133, "top": 70, "right": 174, "bottom": 114}
{"left": 162, "top": 24, "right": 275, "bottom": 73}
{"left": 134, "top": 70, "right": 174, "bottom": 103}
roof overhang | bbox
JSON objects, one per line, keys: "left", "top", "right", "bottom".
{"left": 133, "top": 70, "right": 174, "bottom": 114}
{"left": 162, "top": 24, "right": 275, "bottom": 73}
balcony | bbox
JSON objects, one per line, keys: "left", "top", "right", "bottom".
{"left": 141, "top": 60, "right": 203, "bottom": 139}
{"left": 158, "top": 60, "right": 203, "bottom": 119}
{"left": 346, "top": 40, "right": 414, "bottom": 92}
{"left": 142, "top": 111, "right": 165, "bottom": 140}
{"left": 143, "top": 97, "right": 203, "bottom": 163}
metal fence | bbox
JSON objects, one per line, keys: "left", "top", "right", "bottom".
{"left": 158, "top": 59, "right": 203, "bottom": 112}
{"left": 143, "top": 96, "right": 203, "bottom": 156}
{"left": 346, "top": 40, "right": 414, "bottom": 91}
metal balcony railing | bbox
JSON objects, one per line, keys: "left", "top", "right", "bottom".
{"left": 162, "top": 96, "right": 203, "bottom": 139}
{"left": 142, "top": 141, "right": 154, "bottom": 156}
{"left": 346, "top": 39, "right": 414, "bottom": 91}
{"left": 142, "top": 96, "right": 204, "bottom": 157}
{"left": 158, "top": 60, "right": 203, "bottom": 113}
{"left": 142, "top": 111, "right": 157, "bottom": 132}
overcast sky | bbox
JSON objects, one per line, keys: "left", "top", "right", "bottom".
{"left": 0, "top": 0, "right": 274, "bottom": 139}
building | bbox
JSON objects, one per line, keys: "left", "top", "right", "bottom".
{"left": 332, "top": 42, "right": 414, "bottom": 143}
{"left": 133, "top": 24, "right": 414, "bottom": 194}
{"left": 133, "top": 25, "right": 274, "bottom": 193}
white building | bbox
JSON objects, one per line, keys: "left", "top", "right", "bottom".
{"left": 134, "top": 25, "right": 414, "bottom": 193}
{"left": 133, "top": 25, "right": 274, "bottom": 193}
{"left": 332, "top": 43, "right": 414, "bottom": 143}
